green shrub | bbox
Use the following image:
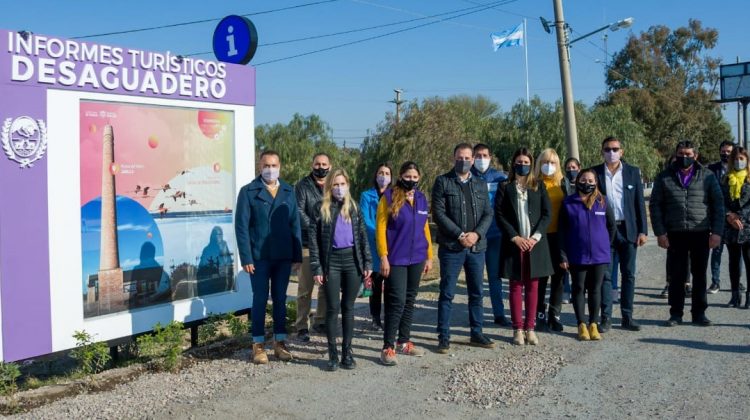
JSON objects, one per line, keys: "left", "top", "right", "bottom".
{"left": 70, "top": 330, "right": 111, "bottom": 376}
{"left": 0, "top": 362, "right": 21, "bottom": 396}
{"left": 136, "top": 321, "right": 185, "bottom": 372}
{"left": 226, "top": 313, "right": 249, "bottom": 339}
{"left": 197, "top": 313, "right": 225, "bottom": 346}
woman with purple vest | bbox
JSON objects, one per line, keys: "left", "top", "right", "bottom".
{"left": 559, "top": 169, "right": 616, "bottom": 341}
{"left": 376, "top": 161, "right": 433, "bottom": 366}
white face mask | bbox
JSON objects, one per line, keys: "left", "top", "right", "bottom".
{"left": 473, "top": 158, "right": 491, "bottom": 172}
{"left": 735, "top": 160, "right": 748, "bottom": 170}
{"left": 541, "top": 163, "right": 556, "bottom": 176}
{"left": 261, "top": 167, "right": 279, "bottom": 183}
{"left": 604, "top": 151, "right": 621, "bottom": 164}
{"left": 332, "top": 185, "right": 348, "bottom": 201}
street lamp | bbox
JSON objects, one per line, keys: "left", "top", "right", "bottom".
{"left": 541, "top": 0, "right": 633, "bottom": 161}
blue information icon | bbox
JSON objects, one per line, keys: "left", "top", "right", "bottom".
{"left": 213, "top": 15, "right": 258, "bottom": 65}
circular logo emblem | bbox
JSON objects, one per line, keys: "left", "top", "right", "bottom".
{"left": 212, "top": 15, "right": 258, "bottom": 65}
{"left": 2, "top": 116, "right": 48, "bottom": 168}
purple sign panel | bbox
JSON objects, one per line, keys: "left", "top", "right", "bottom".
{"left": 0, "top": 29, "right": 255, "bottom": 361}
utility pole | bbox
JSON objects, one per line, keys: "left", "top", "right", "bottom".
{"left": 390, "top": 89, "right": 405, "bottom": 127}
{"left": 738, "top": 56, "right": 744, "bottom": 146}
{"left": 552, "top": 0, "right": 579, "bottom": 160}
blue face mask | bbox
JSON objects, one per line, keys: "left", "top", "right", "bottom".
{"left": 514, "top": 164, "right": 531, "bottom": 176}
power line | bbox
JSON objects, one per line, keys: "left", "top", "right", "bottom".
{"left": 458, "top": 0, "right": 533, "bottom": 19}
{"left": 349, "top": 0, "right": 495, "bottom": 31}
{"left": 253, "top": 0, "right": 519, "bottom": 66}
{"left": 71, "top": 0, "right": 341, "bottom": 39}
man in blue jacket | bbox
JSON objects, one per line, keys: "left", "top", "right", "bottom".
{"left": 593, "top": 136, "right": 648, "bottom": 332}
{"left": 470, "top": 143, "right": 508, "bottom": 326}
{"left": 235, "top": 150, "right": 303, "bottom": 364}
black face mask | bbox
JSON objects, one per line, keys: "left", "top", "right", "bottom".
{"left": 514, "top": 164, "right": 531, "bottom": 176}
{"left": 454, "top": 160, "right": 472, "bottom": 174}
{"left": 566, "top": 170, "right": 579, "bottom": 181}
{"left": 720, "top": 154, "right": 730, "bottom": 163}
{"left": 577, "top": 183, "right": 596, "bottom": 194}
{"left": 675, "top": 156, "right": 695, "bottom": 169}
{"left": 312, "top": 167, "right": 330, "bottom": 178}
{"left": 398, "top": 178, "right": 418, "bottom": 191}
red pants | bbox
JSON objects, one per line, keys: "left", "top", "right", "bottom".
{"left": 509, "top": 250, "right": 539, "bottom": 330}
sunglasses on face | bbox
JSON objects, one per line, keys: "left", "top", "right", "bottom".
{"left": 603, "top": 147, "right": 621, "bottom": 153}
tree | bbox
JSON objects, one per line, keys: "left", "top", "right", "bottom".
{"left": 603, "top": 19, "right": 732, "bottom": 161}
{"left": 255, "top": 114, "right": 360, "bottom": 186}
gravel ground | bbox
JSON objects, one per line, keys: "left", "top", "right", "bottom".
{"left": 11, "top": 238, "right": 750, "bottom": 419}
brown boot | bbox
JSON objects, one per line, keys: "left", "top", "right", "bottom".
{"left": 252, "top": 343, "right": 268, "bottom": 364}
{"left": 273, "top": 340, "right": 294, "bottom": 361}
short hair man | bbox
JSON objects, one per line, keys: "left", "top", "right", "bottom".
{"left": 294, "top": 152, "right": 331, "bottom": 341}
{"left": 650, "top": 140, "right": 724, "bottom": 327}
{"left": 433, "top": 143, "right": 495, "bottom": 353}
{"left": 470, "top": 143, "right": 509, "bottom": 326}
{"left": 593, "top": 136, "right": 648, "bottom": 332}
{"left": 235, "top": 150, "right": 302, "bottom": 364}
{"left": 707, "top": 140, "right": 735, "bottom": 294}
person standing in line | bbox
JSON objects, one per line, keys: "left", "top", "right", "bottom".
{"left": 593, "top": 136, "right": 648, "bottom": 332}
{"left": 295, "top": 153, "right": 331, "bottom": 341}
{"left": 563, "top": 157, "right": 581, "bottom": 195}
{"left": 470, "top": 143, "right": 509, "bottom": 326}
{"left": 495, "top": 147, "right": 553, "bottom": 346}
{"left": 650, "top": 140, "right": 724, "bottom": 327}
{"left": 309, "top": 169, "right": 373, "bottom": 371}
{"left": 559, "top": 169, "right": 616, "bottom": 341}
{"left": 360, "top": 163, "right": 393, "bottom": 330}
{"left": 533, "top": 148, "right": 567, "bottom": 332}
{"left": 377, "top": 161, "right": 433, "bottom": 366}
{"left": 235, "top": 150, "right": 302, "bottom": 364}
{"left": 433, "top": 144, "right": 495, "bottom": 353}
{"left": 707, "top": 140, "right": 736, "bottom": 294}
{"left": 720, "top": 147, "right": 750, "bottom": 308}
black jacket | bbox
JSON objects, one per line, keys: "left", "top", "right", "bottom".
{"left": 708, "top": 161, "right": 728, "bottom": 182}
{"left": 295, "top": 174, "right": 324, "bottom": 247}
{"left": 431, "top": 171, "right": 493, "bottom": 252}
{"left": 593, "top": 162, "right": 648, "bottom": 243}
{"left": 495, "top": 180, "right": 554, "bottom": 279}
{"left": 308, "top": 201, "right": 372, "bottom": 278}
{"left": 649, "top": 164, "right": 724, "bottom": 236}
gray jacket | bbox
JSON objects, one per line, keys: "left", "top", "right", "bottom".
{"left": 431, "top": 171, "right": 493, "bottom": 252}
{"left": 649, "top": 164, "right": 724, "bottom": 236}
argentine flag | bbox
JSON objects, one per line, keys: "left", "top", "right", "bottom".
{"left": 491, "top": 23, "right": 524, "bottom": 51}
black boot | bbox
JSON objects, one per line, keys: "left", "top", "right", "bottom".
{"left": 340, "top": 345, "right": 356, "bottom": 370}
{"left": 744, "top": 292, "right": 750, "bottom": 309}
{"left": 728, "top": 290, "right": 740, "bottom": 308}
{"left": 535, "top": 312, "right": 548, "bottom": 331}
{"left": 326, "top": 343, "right": 339, "bottom": 372}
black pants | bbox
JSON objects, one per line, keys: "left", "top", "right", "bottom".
{"left": 570, "top": 264, "right": 605, "bottom": 324}
{"left": 383, "top": 262, "right": 424, "bottom": 349}
{"left": 537, "top": 234, "right": 565, "bottom": 319}
{"left": 323, "top": 248, "right": 361, "bottom": 350}
{"left": 369, "top": 272, "right": 385, "bottom": 320}
{"left": 726, "top": 242, "right": 750, "bottom": 292}
{"left": 667, "top": 231, "right": 709, "bottom": 318}
{"left": 601, "top": 224, "right": 637, "bottom": 320}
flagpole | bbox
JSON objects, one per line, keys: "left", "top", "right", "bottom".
{"left": 523, "top": 18, "right": 529, "bottom": 106}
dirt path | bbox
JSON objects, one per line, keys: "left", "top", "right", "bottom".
{"left": 14, "top": 238, "right": 750, "bottom": 419}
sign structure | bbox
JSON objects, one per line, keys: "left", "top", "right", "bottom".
{"left": 0, "top": 29, "right": 256, "bottom": 362}
{"left": 719, "top": 61, "right": 750, "bottom": 102}
{"left": 212, "top": 15, "right": 258, "bottom": 65}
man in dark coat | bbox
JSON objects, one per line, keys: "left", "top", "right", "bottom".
{"left": 707, "top": 140, "right": 735, "bottom": 293}
{"left": 593, "top": 136, "right": 648, "bottom": 332}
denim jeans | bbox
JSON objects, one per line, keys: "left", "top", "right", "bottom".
{"left": 601, "top": 225, "right": 637, "bottom": 321}
{"left": 323, "top": 248, "right": 361, "bottom": 350}
{"left": 437, "top": 247, "right": 485, "bottom": 340}
{"left": 710, "top": 240, "right": 725, "bottom": 287}
{"left": 250, "top": 260, "right": 292, "bottom": 343}
{"left": 485, "top": 237, "right": 505, "bottom": 318}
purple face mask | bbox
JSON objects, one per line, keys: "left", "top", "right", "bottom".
{"left": 376, "top": 175, "right": 391, "bottom": 188}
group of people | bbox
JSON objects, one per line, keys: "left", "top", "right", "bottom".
{"left": 234, "top": 136, "right": 743, "bottom": 369}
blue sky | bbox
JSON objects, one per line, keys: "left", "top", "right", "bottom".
{"left": 3, "top": 0, "right": 747, "bottom": 146}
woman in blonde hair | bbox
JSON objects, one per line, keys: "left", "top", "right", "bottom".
{"left": 376, "top": 161, "right": 433, "bottom": 366}
{"left": 496, "top": 147, "right": 553, "bottom": 345}
{"left": 533, "top": 148, "right": 568, "bottom": 332}
{"left": 309, "top": 169, "right": 372, "bottom": 371}
{"left": 558, "top": 169, "right": 615, "bottom": 341}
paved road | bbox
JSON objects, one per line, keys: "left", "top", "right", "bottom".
{"left": 15, "top": 238, "right": 750, "bottom": 419}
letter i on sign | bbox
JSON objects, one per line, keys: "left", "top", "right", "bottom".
{"left": 226, "top": 26, "right": 237, "bottom": 57}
